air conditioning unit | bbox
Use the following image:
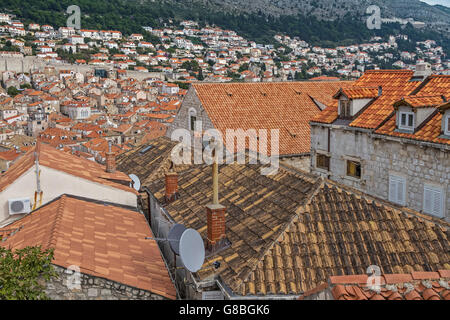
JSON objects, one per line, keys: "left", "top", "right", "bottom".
{"left": 8, "top": 198, "right": 31, "bottom": 215}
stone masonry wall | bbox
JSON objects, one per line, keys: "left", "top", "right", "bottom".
{"left": 44, "top": 265, "right": 167, "bottom": 300}
{"left": 310, "top": 125, "right": 450, "bottom": 221}
{"left": 166, "top": 86, "right": 215, "bottom": 139}
{"left": 168, "top": 87, "right": 312, "bottom": 172}
{"left": 0, "top": 57, "right": 164, "bottom": 81}
{"left": 280, "top": 156, "right": 311, "bottom": 173}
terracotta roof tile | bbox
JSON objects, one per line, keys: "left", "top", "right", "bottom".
{"left": 192, "top": 81, "right": 353, "bottom": 155}
{"left": 335, "top": 87, "right": 379, "bottom": 99}
{"left": 0, "top": 143, "right": 138, "bottom": 194}
{"left": 375, "top": 111, "right": 449, "bottom": 146}
{"left": 394, "top": 95, "right": 446, "bottom": 109}
{"left": 313, "top": 70, "right": 450, "bottom": 146}
{"left": 411, "top": 271, "right": 440, "bottom": 280}
{"left": 0, "top": 195, "right": 176, "bottom": 299}
{"left": 119, "top": 139, "right": 450, "bottom": 298}
{"left": 312, "top": 70, "right": 418, "bottom": 126}
{"left": 306, "top": 270, "right": 450, "bottom": 300}
{"left": 240, "top": 182, "right": 450, "bottom": 296}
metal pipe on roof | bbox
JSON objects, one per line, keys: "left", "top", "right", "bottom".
{"left": 212, "top": 149, "right": 219, "bottom": 205}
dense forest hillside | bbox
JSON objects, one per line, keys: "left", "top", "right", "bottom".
{"left": 1, "top": 0, "right": 449, "bottom": 54}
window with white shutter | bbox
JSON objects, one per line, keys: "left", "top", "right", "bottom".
{"left": 423, "top": 185, "right": 444, "bottom": 218}
{"left": 389, "top": 175, "right": 406, "bottom": 206}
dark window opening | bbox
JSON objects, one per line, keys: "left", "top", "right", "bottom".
{"left": 190, "top": 115, "right": 197, "bottom": 131}
{"left": 347, "top": 160, "right": 361, "bottom": 179}
{"left": 316, "top": 154, "right": 330, "bottom": 171}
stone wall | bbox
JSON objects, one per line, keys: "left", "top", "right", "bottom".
{"left": 310, "top": 124, "right": 450, "bottom": 221}
{"left": 44, "top": 265, "right": 167, "bottom": 300}
{"left": 0, "top": 57, "right": 164, "bottom": 81}
{"left": 166, "top": 86, "right": 215, "bottom": 139}
{"left": 280, "top": 156, "right": 311, "bottom": 173}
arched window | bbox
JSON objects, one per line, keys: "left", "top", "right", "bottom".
{"left": 188, "top": 108, "right": 197, "bottom": 131}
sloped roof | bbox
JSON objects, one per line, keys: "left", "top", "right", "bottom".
{"left": 334, "top": 87, "right": 379, "bottom": 100}
{"left": 239, "top": 182, "right": 450, "bottom": 296}
{"left": 0, "top": 143, "right": 137, "bottom": 194}
{"left": 146, "top": 162, "right": 322, "bottom": 296}
{"left": 375, "top": 111, "right": 450, "bottom": 146}
{"left": 0, "top": 149, "right": 22, "bottom": 162}
{"left": 393, "top": 95, "right": 446, "bottom": 109}
{"left": 0, "top": 195, "right": 176, "bottom": 299}
{"left": 140, "top": 149, "right": 450, "bottom": 297}
{"left": 301, "top": 270, "right": 450, "bottom": 300}
{"left": 373, "top": 77, "right": 450, "bottom": 146}
{"left": 311, "top": 71, "right": 450, "bottom": 146}
{"left": 311, "top": 70, "right": 419, "bottom": 127}
{"left": 116, "top": 136, "right": 185, "bottom": 187}
{"left": 192, "top": 81, "right": 353, "bottom": 155}
{"left": 411, "top": 75, "right": 450, "bottom": 97}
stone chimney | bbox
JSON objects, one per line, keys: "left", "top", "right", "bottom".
{"left": 165, "top": 161, "right": 179, "bottom": 203}
{"left": 206, "top": 149, "right": 226, "bottom": 251}
{"left": 105, "top": 141, "right": 116, "bottom": 173}
{"left": 413, "top": 62, "right": 432, "bottom": 80}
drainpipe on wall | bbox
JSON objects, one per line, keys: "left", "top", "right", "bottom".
{"left": 327, "top": 127, "right": 331, "bottom": 153}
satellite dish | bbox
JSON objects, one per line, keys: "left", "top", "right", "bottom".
{"left": 168, "top": 224, "right": 186, "bottom": 255}
{"left": 179, "top": 229, "right": 205, "bottom": 273}
{"left": 129, "top": 174, "right": 141, "bottom": 191}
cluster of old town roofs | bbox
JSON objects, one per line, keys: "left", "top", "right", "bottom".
{"left": 0, "top": 60, "right": 448, "bottom": 299}
{"left": 0, "top": 12, "right": 448, "bottom": 84}
{"left": 0, "top": 65, "right": 183, "bottom": 171}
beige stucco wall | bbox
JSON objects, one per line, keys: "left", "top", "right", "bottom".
{"left": 0, "top": 167, "right": 36, "bottom": 223}
{"left": 0, "top": 165, "right": 137, "bottom": 224}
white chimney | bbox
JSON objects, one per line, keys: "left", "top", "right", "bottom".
{"left": 413, "top": 62, "right": 432, "bottom": 80}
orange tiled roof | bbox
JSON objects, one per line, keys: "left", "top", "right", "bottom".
{"left": 375, "top": 111, "right": 449, "bottom": 146}
{"left": 394, "top": 95, "right": 446, "bottom": 109}
{"left": 0, "top": 149, "right": 22, "bottom": 161}
{"left": 0, "top": 143, "right": 137, "bottom": 194}
{"left": 193, "top": 81, "right": 353, "bottom": 155}
{"left": 334, "top": 87, "right": 379, "bottom": 99}
{"left": 412, "top": 75, "right": 450, "bottom": 97}
{"left": 301, "top": 270, "right": 450, "bottom": 300}
{"left": 311, "top": 70, "right": 419, "bottom": 127}
{"left": 0, "top": 195, "right": 176, "bottom": 299}
{"left": 351, "top": 72, "right": 448, "bottom": 129}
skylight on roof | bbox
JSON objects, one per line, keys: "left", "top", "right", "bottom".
{"left": 139, "top": 145, "right": 153, "bottom": 154}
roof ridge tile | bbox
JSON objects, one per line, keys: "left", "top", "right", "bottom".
{"left": 46, "top": 194, "right": 66, "bottom": 249}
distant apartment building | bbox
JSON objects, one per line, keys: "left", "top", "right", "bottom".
{"left": 310, "top": 64, "right": 450, "bottom": 221}
{"left": 61, "top": 102, "right": 91, "bottom": 120}
{"left": 26, "top": 108, "right": 48, "bottom": 137}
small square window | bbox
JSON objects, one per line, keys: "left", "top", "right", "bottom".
{"left": 316, "top": 154, "right": 330, "bottom": 171}
{"left": 399, "top": 111, "right": 414, "bottom": 130}
{"left": 346, "top": 160, "right": 361, "bottom": 179}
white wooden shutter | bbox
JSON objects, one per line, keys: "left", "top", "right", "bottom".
{"left": 389, "top": 176, "right": 397, "bottom": 203}
{"left": 423, "top": 187, "right": 433, "bottom": 213}
{"left": 389, "top": 175, "right": 406, "bottom": 206}
{"left": 397, "top": 177, "right": 405, "bottom": 205}
{"left": 423, "top": 185, "right": 443, "bottom": 217}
